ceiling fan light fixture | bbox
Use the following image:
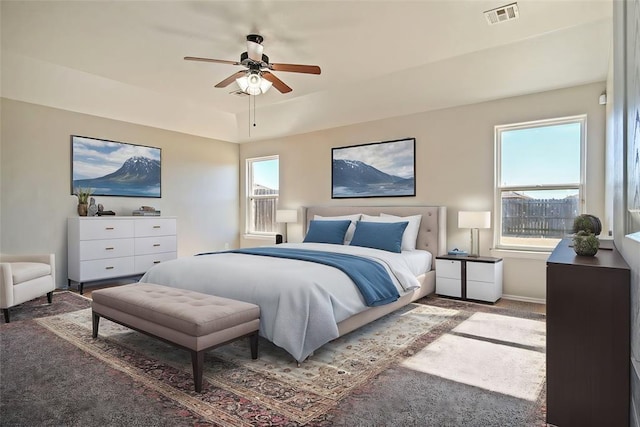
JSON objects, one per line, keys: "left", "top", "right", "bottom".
{"left": 236, "top": 72, "right": 272, "bottom": 95}
{"left": 235, "top": 75, "right": 249, "bottom": 92}
{"left": 259, "top": 78, "right": 273, "bottom": 93}
{"left": 247, "top": 72, "right": 261, "bottom": 88}
{"left": 247, "top": 40, "right": 264, "bottom": 61}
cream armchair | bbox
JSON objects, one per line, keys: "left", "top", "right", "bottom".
{"left": 0, "top": 253, "right": 56, "bottom": 323}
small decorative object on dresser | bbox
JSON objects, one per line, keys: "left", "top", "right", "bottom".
{"left": 73, "top": 187, "right": 93, "bottom": 216}
{"left": 87, "top": 197, "right": 98, "bottom": 217}
{"left": 571, "top": 214, "right": 602, "bottom": 256}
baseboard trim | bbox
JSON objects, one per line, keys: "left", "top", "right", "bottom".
{"left": 502, "top": 294, "right": 546, "bottom": 305}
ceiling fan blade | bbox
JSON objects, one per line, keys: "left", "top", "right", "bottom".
{"left": 269, "top": 63, "right": 321, "bottom": 75}
{"left": 262, "top": 71, "right": 292, "bottom": 93}
{"left": 215, "top": 71, "right": 247, "bottom": 88}
{"left": 184, "top": 56, "right": 241, "bottom": 66}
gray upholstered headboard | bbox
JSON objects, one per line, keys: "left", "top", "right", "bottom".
{"left": 303, "top": 206, "right": 447, "bottom": 258}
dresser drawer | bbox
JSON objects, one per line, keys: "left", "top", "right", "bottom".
{"left": 79, "top": 220, "right": 134, "bottom": 240}
{"left": 134, "top": 252, "right": 177, "bottom": 273}
{"left": 79, "top": 238, "right": 135, "bottom": 261}
{"left": 467, "top": 262, "right": 497, "bottom": 283}
{"left": 436, "top": 277, "right": 462, "bottom": 298}
{"left": 135, "top": 218, "right": 177, "bottom": 237}
{"left": 79, "top": 257, "right": 135, "bottom": 281}
{"left": 435, "top": 259, "right": 461, "bottom": 279}
{"left": 135, "top": 235, "right": 177, "bottom": 255}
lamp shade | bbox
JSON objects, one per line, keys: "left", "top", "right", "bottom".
{"left": 458, "top": 211, "right": 491, "bottom": 229}
{"left": 236, "top": 72, "right": 272, "bottom": 95}
{"left": 276, "top": 209, "right": 298, "bottom": 223}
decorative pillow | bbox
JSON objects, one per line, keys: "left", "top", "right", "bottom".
{"left": 349, "top": 221, "right": 409, "bottom": 253}
{"left": 379, "top": 213, "right": 423, "bottom": 251}
{"left": 314, "top": 214, "right": 362, "bottom": 244}
{"left": 303, "top": 220, "right": 352, "bottom": 245}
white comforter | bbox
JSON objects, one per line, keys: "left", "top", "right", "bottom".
{"left": 140, "top": 242, "right": 429, "bottom": 362}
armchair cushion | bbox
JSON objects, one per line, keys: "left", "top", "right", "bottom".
{"left": 10, "top": 262, "right": 52, "bottom": 285}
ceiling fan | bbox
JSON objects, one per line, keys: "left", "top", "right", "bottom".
{"left": 184, "top": 34, "right": 321, "bottom": 95}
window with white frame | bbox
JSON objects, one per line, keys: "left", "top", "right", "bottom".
{"left": 246, "top": 155, "right": 279, "bottom": 236}
{"left": 495, "top": 115, "right": 586, "bottom": 250}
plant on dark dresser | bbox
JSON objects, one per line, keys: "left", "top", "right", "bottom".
{"left": 572, "top": 214, "right": 601, "bottom": 256}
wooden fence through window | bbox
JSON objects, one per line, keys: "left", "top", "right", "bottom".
{"left": 252, "top": 187, "right": 278, "bottom": 233}
{"left": 502, "top": 197, "right": 579, "bottom": 237}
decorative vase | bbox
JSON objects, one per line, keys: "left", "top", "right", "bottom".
{"left": 572, "top": 231, "right": 599, "bottom": 256}
{"left": 77, "top": 203, "right": 88, "bottom": 216}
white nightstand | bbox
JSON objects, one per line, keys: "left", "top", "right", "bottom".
{"left": 435, "top": 255, "right": 503, "bottom": 303}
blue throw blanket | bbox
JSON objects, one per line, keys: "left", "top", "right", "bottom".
{"left": 203, "top": 247, "right": 400, "bottom": 307}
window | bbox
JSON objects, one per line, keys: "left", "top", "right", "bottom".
{"left": 246, "top": 155, "right": 279, "bottom": 236}
{"left": 495, "top": 115, "right": 585, "bottom": 250}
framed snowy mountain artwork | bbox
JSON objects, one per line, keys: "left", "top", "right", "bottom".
{"left": 332, "top": 137, "right": 415, "bottom": 198}
{"left": 71, "top": 135, "right": 161, "bottom": 198}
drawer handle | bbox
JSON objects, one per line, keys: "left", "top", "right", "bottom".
{"left": 153, "top": 261, "right": 161, "bottom": 264}
{"left": 153, "top": 244, "right": 161, "bottom": 247}
{"left": 105, "top": 227, "right": 115, "bottom": 230}
{"left": 153, "top": 225, "right": 161, "bottom": 229}
{"left": 105, "top": 247, "right": 114, "bottom": 250}
{"left": 105, "top": 266, "right": 114, "bottom": 270}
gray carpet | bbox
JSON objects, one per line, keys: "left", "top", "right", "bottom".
{"left": 1, "top": 292, "right": 546, "bottom": 426}
{"left": 1, "top": 319, "right": 207, "bottom": 426}
{"left": 323, "top": 366, "right": 546, "bottom": 426}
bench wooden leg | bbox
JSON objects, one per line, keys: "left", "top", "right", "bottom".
{"left": 250, "top": 332, "right": 258, "bottom": 359}
{"left": 92, "top": 312, "right": 100, "bottom": 338}
{"left": 191, "top": 350, "right": 204, "bottom": 393}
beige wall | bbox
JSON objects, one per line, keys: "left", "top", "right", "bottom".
{"left": 610, "top": 1, "right": 640, "bottom": 423}
{"left": 0, "top": 98, "right": 240, "bottom": 288}
{"left": 240, "top": 82, "right": 607, "bottom": 301}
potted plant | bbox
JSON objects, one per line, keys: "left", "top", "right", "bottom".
{"left": 74, "top": 187, "right": 93, "bottom": 216}
{"left": 572, "top": 214, "right": 601, "bottom": 256}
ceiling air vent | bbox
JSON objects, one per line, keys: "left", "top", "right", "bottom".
{"left": 484, "top": 3, "right": 519, "bottom": 25}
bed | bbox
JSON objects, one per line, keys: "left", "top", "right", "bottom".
{"left": 140, "top": 205, "right": 446, "bottom": 362}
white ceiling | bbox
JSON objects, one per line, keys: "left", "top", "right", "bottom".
{"left": 1, "top": 1, "right": 612, "bottom": 143}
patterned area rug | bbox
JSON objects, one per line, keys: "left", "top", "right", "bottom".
{"left": 3, "top": 292, "right": 547, "bottom": 426}
{"left": 35, "top": 301, "right": 459, "bottom": 426}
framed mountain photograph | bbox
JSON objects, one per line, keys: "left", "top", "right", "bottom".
{"left": 332, "top": 137, "right": 416, "bottom": 198}
{"left": 71, "top": 135, "right": 161, "bottom": 198}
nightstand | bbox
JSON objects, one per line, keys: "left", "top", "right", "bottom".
{"left": 435, "top": 255, "right": 503, "bottom": 303}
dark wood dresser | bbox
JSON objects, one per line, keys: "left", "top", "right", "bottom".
{"left": 546, "top": 238, "right": 630, "bottom": 427}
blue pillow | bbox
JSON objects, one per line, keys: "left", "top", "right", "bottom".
{"left": 303, "top": 220, "right": 352, "bottom": 245}
{"left": 349, "top": 221, "right": 409, "bottom": 253}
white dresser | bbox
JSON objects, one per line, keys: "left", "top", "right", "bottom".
{"left": 68, "top": 216, "right": 177, "bottom": 294}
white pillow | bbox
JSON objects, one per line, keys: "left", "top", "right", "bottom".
{"left": 361, "top": 213, "right": 422, "bottom": 251}
{"left": 313, "top": 214, "right": 362, "bottom": 244}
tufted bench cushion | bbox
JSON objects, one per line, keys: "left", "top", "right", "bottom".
{"left": 91, "top": 282, "right": 260, "bottom": 392}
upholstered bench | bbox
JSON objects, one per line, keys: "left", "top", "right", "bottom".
{"left": 91, "top": 283, "right": 260, "bottom": 392}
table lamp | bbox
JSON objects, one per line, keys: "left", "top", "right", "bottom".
{"left": 458, "top": 211, "right": 491, "bottom": 257}
{"left": 275, "top": 209, "right": 298, "bottom": 244}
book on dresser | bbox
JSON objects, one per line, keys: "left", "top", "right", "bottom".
{"left": 67, "top": 216, "right": 177, "bottom": 294}
{"left": 132, "top": 210, "right": 161, "bottom": 216}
